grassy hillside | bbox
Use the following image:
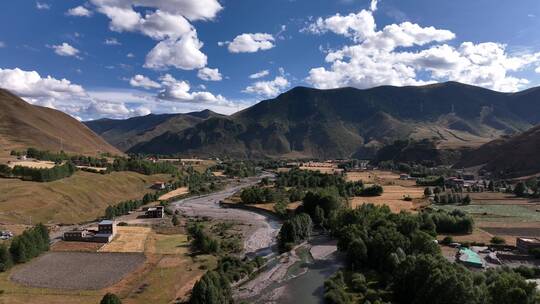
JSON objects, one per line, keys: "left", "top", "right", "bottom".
{"left": 456, "top": 124, "right": 540, "bottom": 177}
{"left": 0, "top": 89, "right": 121, "bottom": 156}
{"left": 0, "top": 171, "right": 172, "bottom": 225}
{"left": 128, "top": 82, "right": 540, "bottom": 158}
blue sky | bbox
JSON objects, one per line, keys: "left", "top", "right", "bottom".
{"left": 1, "top": 0, "right": 540, "bottom": 120}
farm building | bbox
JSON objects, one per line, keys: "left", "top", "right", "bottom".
{"left": 458, "top": 247, "right": 484, "bottom": 268}
{"left": 152, "top": 181, "right": 166, "bottom": 190}
{"left": 145, "top": 206, "right": 164, "bottom": 218}
{"left": 63, "top": 229, "right": 91, "bottom": 242}
{"left": 63, "top": 220, "right": 116, "bottom": 243}
{"left": 516, "top": 237, "right": 540, "bottom": 253}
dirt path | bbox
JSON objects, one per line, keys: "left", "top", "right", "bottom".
{"left": 170, "top": 174, "right": 281, "bottom": 254}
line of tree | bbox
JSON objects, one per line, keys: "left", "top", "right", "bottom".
{"left": 0, "top": 224, "right": 49, "bottom": 272}
{"left": 275, "top": 168, "right": 382, "bottom": 198}
{"left": 427, "top": 209, "right": 474, "bottom": 234}
{"left": 111, "top": 157, "right": 179, "bottom": 175}
{"left": 433, "top": 191, "right": 471, "bottom": 205}
{"left": 2, "top": 162, "right": 76, "bottom": 182}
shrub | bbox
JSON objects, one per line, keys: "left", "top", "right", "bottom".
{"left": 490, "top": 236, "right": 506, "bottom": 245}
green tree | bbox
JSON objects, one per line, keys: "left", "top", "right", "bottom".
{"left": 0, "top": 244, "right": 12, "bottom": 272}
{"left": 514, "top": 182, "right": 527, "bottom": 197}
{"left": 100, "top": 293, "right": 122, "bottom": 304}
{"left": 172, "top": 214, "right": 180, "bottom": 226}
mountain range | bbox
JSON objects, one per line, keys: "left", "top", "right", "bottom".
{"left": 85, "top": 82, "right": 540, "bottom": 159}
{"left": 0, "top": 89, "right": 120, "bottom": 156}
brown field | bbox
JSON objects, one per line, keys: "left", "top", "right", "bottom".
{"left": 346, "top": 170, "right": 418, "bottom": 186}
{"left": 350, "top": 185, "right": 426, "bottom": 213}
{"left": 51, "top": 241, "right": 103, "bottom": 252}
{"left": 76, "top": 166, "right": 107, "bottom": 172}
{"left": 437, "top": 228, "right": 495, "bottom": 244}
{"left": 212, "top": 170, "right": 225, "bottom": 177}
{"left": 468, "top": 192, "right": 534, "bottom": 205}
{"left": 7, "top": 160, "right": 56, "bottom": 169}
{"left": 158, "top": 187, "right": 189, "bottom": 201}
{"left": 0, "top": 171, "right": 171, "bottom": 225}
{"left": 250, "top": 201, "right": 303, "bottom": 213}
{"left": 99, "top": 226, "right": 152, "bottom": 253}
{"left": 10, "top": 252, "right": 146, "bottom": 290}
{"left": 299, "top": 166, "right": 343, "bottom": 174}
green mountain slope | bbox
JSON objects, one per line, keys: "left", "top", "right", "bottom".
{"left": 84, "top": 109, "right": 222, "bottom": 151}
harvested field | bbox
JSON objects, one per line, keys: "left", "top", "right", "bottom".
{"left": 480, "top": 227, "right": 540, "bottom": 238}
{"left": 468, "top": 192, "right": 533, "bottom": 205}
{"left": 10, "top": 252, "right": 145, "bottom": 290}
{"left": 158, "top": 187, "right": 188, "bottom": 201}
{"left": 346, "top": 170, "right": 416, "bottom": 186}
{"left": 51, "top": 241, "right": 103, "bottom": 252}
{"left": 8, "top": 160, "right": 56, "bottom": 169}
{"left": 76, "top": 166, "right": 107, "bottom": 172}
{"left": 438, "top": 228, "right": 494, "bottom": 244}
{"left": 99, "top": 226, "right": 151, "bottom": 253}
{"left": 350, "top": 185, "right": 425, "bottom": 213}
{"left": 299, "top": 166, "right": 342, "bottom": 174}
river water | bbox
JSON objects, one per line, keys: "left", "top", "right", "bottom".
{"left": 171, "top": 175, "right": 343, "bottom": 303}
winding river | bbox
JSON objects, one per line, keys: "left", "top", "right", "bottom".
{"left": 170, "top": 174, "right": 342, "bottom": 303}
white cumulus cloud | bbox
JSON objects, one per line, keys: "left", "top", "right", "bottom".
{"left": 129, "top": 74, "right": 162, "bottom": 89}
{"left": 144, "top": 33, "right": 207, "bottom": 70}
{"left": 243, "top": 76, "right": 289, "bottom": 97}
{"left": 158, "top": 74, "right": 230, "bottom": 105}
{"left": 249, "top": 70, "right": 269, "bottom": 79}
{"left": 225, "top": 33, "right": 275, "bottom": 53}
{"left": 67, "top": 6, "right": 92, "bottom": 17}
{"left": 90, "top": 0, "right": 222, "bottom": 71}
{"left": 197, "top": 67, "right": 222, "bottom": 81}
{"left": 51, "top": 42, "right": 80, "bottom": 57}
{"left": 305, "top": 7, "right": 540, "bottom": 92}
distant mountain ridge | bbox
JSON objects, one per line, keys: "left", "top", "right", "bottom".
{"left": 86, "top": 82, "right": 540, "bottom": 159}
{"left": 84, "top": 109, "right": 223, "bottom": 151}
{"left": 456, "top": 124, "right": 540, "bottom": 178}
{"left": 0, "top": 89, "right": 121, "bottom": 156}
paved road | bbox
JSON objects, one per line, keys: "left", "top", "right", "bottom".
{"left": 171, "top": 174, "right": 281, "bottom": 254}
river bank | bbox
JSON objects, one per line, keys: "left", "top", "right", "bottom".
{"left": 235, "top": 235, "right": 343, "bottom": 303}
{"left": 170, "top": 174, "right": 281, "bottom": 254}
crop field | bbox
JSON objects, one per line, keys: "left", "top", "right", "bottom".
{"left": 435, "top": 204, "right": 540, "bottom": 222}
{"left": 99, "top": 226, "right": 152, "bottom": 253}
{"left": 7, "top": 160, "right": 56, "bottom": 169}
{"left": 0, "top": 171, "right": 171, "bottom": 224}
{"left": 158, "top": 187, "right": 188, "bottom": 201}
{"left": 350, "top": 185, "right": 425, "bottom": 213}
{"left": 10, "top": 252, "right": 145, "bottom": 290}
{"left": 346, "top": 170, "right": 416, "bottom": 186}
{"left": 468, "top": 192, "right": 534, "bottom": 205}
